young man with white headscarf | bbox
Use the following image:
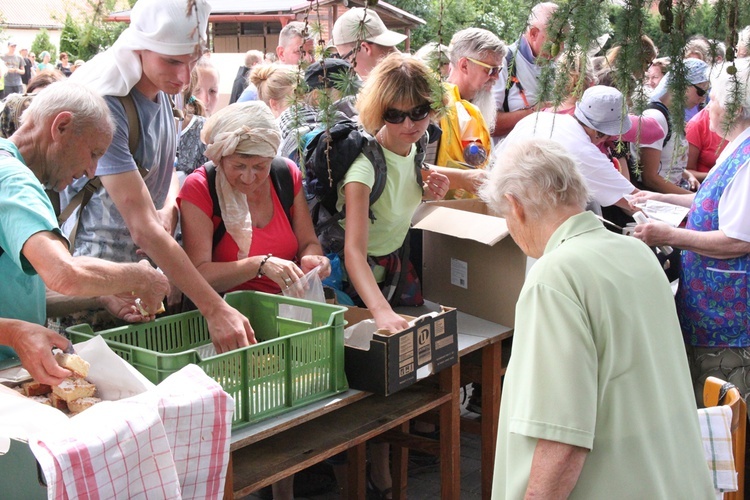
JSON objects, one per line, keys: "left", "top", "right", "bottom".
{"left": 61, "top": 0, "right": 256, "bottom": 353}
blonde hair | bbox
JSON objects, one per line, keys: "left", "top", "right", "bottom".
{"left": 356, "top": 53, "right": 447, "bottom": 135}
{"left": 249, "top": 64, "right": 300, "bottom": 106}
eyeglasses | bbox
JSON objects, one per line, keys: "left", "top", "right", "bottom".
{"left": 466, "top": 57, "right": 502, "bottom": 78}
{"left": 383, "top": 103, "right": 432, "bottom": 124}
{"left": 692, "top": 84, "right": 708, "bottom": 97}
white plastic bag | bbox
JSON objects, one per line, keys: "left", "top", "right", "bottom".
{"left": 279, "top": 266, "right": 325, "bottom": 322}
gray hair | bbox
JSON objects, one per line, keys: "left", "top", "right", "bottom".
{"left": 710, "top": 58, "right": 750, "bottom": 122}
{"left": 279, "top": 21, "right": 308, "bottom": 49}
{"left": 449, "top": 28, "right": 506, "bottom": 65}
{"left": 527, "top": 2, "right": 559, "bottom": 30}
{"left": 22, "top": 80, "right": 114, "bottom": 136}
{"left": 738, "top": 26, "right": 750, "bottom": 58}
{"left": 479, "top": 139, "right": 589, "bottom": 219}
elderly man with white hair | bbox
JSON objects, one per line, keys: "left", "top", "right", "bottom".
{"left": 483, "top": 139, "right": 714, "bottom": 499}
{"left": 62, "top": 0, "right": 255, "bottom": 352}
{"left": 492, "top": 2, "right": 560, "bottom": 138}
{"left": 0, "top": 81, "right": 169, "bottom": 385}
{"left": 497, "top": 85, "right": 637, "bottom": 211}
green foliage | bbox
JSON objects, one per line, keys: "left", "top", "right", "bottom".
{"left": 31, "top": 29, "right": 57, "bottom": 62}
{"left": 60, "top": 1, "right": 128, "bottom": 62}
{"left": 60, "top": 14, "right": 82, "bottom": 59}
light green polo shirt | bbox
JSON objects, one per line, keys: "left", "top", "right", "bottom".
{"left": 493, "top": 211, "right": 714, "bottom": 499}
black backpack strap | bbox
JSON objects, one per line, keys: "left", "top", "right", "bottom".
{"left": 646, "top": 101, "right": 672, "bottom": 147}
{"left": 208, "top": 158, "right": 295, "bottom": 251}
{"left": 269, "top": 157, "right": 294, "bottom": 224}
{"left": 503, "top": 47, "right": 518, "bottom": 113}
{"left": 360, "top": 135, "right": 389, "bottom": 222}
{"left": 205, "top": 162, "right": 225, "bottom": 250}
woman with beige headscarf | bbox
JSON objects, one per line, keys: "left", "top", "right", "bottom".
{"left": 178, "top": 101, "right": 329, "bottom": 294}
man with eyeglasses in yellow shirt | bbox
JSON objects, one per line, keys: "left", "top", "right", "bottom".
{"left": 430, "top": 28, "right": 506, "bottom": 199}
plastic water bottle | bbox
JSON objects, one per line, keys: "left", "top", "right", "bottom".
{"left": 462, "top": 141, "right": 487, "bottom": 166}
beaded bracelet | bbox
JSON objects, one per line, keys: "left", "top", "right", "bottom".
{"left": 257, "top": 253, "right": 272, "bottom": 278}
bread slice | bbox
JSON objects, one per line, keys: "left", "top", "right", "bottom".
{"left": 22, "top": 380, "right": 51, "bottom": 396}
{"left": 52, "top": 378, "right": 96, "bottom": 402}
{"left": 54, "top": 352, "right": 90, "bottom": 378}
{"left": 67, "top": 396, "right": 101, "bottom": 413}
{"left": 49, "top": 392, "right": 69, "bottom": 411}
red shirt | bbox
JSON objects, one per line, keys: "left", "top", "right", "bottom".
{"left": 685, "top": 107, "right": 726, "bottom": 173}
{"left": 177, "top": 160, "right": 302, "bottom": 293}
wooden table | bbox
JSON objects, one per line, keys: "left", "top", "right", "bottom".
{"left": 225, "top": 365, "right": 460, "bottom": 499}
{"left": 224, "top": 308, "right": 512, "bottom": 499}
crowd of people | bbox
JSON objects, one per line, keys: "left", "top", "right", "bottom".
{"left": 1, "top": 0, "right": 750, "bottom": 497}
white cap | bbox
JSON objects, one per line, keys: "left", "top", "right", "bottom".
{"left": 331, "top": 8, "right": 406, "bottom": 47}
{"left": 574, "top": 86, "right": 632, "bottom": 136}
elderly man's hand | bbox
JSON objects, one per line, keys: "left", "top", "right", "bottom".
{"left": 633, "top": 219, "right": 675, "bottom": 247}
{"left": 207, "top": 303, "right": 256, "bottom": 353}
{"left": 129, "top": 260, "right": 170, "bottom": 316}
{"left": 8, "top": 324, "right": 72, "bottom": 386}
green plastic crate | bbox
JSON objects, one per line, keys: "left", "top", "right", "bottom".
{"left": 66, "top": 291, "right": 348, "bottom": 429}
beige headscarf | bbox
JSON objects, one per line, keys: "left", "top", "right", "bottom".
{"left": 71, "top": 0, "right": 210, "bottom": 96}
{"left": 202, "top": 101, "right": 281, "bottom": 259}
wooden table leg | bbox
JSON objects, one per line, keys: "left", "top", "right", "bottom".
{"left": 391, "top": 421, "right": 410, "bottom": 499}
{"left": 439, "top": 363, "right": 461, "bottom": 499}
{"left": 224, "top": 452, "right": 234, "bottom": 500}
{"left": 346, "top": 443, "right": 367, "bottom": 500}
{"left": 481, "top": 341, "right": 501, "bottom": 500}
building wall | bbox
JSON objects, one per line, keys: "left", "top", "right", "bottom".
{"left": 3, "top": 28, "right": 62, "bottom": 52}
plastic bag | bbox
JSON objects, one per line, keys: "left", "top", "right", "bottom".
{"left": 279, "top": 265, "right": 325, "bottom": 323}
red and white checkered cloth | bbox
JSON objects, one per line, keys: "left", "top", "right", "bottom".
{"left": 29, "top": 365, "right": 233, "bottom": 499}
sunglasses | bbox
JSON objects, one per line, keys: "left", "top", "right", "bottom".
{"left": 692, "top": 84, "right": 708, "bottom": 97}
{"left": 467, "top": 57, "right": 502, "bottom": 78}
{"left": 335, "top": 47, "right": 357, "bottom": 61}
{"left": 383, "top": 103, "right": 432, "bottom": 124}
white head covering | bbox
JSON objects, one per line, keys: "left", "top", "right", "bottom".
{"left": 202, "top": 102, "right": 281, "bottom": 260}
{"left": 71, "top": 0, "right": 211, "bottom": 96}
{"left": 650, "top": 58, "right": 710, "bottom": 103}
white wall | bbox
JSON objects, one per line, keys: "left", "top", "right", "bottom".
{"left": 207, "top": 52, "right": 248, "bottom": 112}
{"left": 4, "top": 28, "right": 62, "bottom": 53}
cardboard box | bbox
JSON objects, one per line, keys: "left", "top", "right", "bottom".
{"left": 412, "top": 199, "right": 526, "bottom": 327}
{"left": 343, "top": 306, "right": 458, "bottom": 396}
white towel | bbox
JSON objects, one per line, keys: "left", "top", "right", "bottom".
{"left": 29, "top": 365, "right": 233, "bottom": 499}
{"left": 698, "top": 405, "right": 738, "bottom": 497}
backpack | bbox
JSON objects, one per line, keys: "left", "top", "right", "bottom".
{"left": 204, "top": 157, "right": 294, "bottom": 250}
{"left": 303, "top": 119, "right": 426, "bottom": 255}
{"left": 502, "top": 46, "right": 529, "bottom": 113}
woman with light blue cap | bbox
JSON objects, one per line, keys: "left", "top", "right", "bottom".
{"left": 635, "top": 58, "right": 710, "bottom": 194}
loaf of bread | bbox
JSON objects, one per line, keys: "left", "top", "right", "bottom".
{"left": 22, "top": 380, "right": 51, "bottom": 396}
{"left": 52, "top": 378, "right": 96, "bottom": 402}
{"left": 54, "top": 352, "right": 90, "bottom": 378}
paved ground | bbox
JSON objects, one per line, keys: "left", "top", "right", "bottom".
{"left": 245, "top": 395, "right": 484, "bottom": 500}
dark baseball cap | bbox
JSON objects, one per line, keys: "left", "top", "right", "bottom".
{"left": 304, "top": 58, "right": 353, "bottom": 90}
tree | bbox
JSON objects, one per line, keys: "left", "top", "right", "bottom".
{"left": 31, "top": 29, "right": 57, "bottom": 63}
{"left": 59, "top": 1, "right": 129, "bottom": 63}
